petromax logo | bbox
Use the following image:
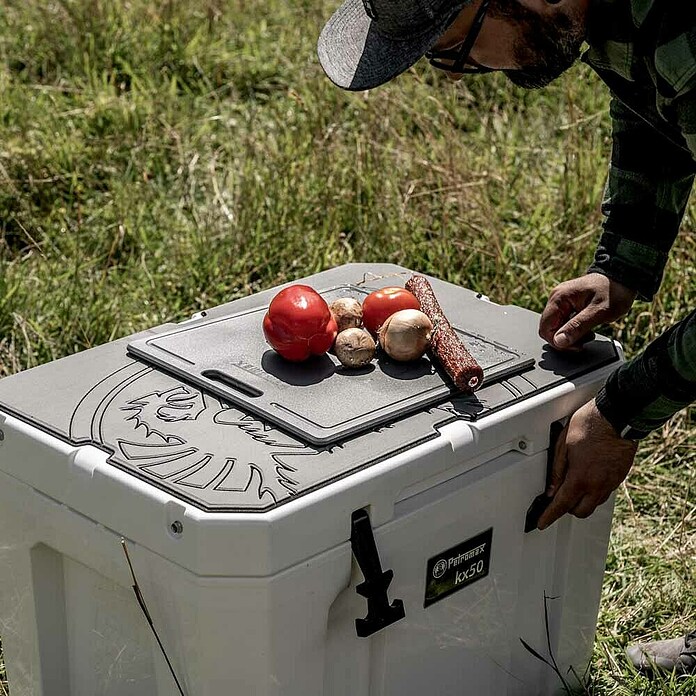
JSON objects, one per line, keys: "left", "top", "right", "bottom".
{"left": 433, "top": 559, "right": 448, "bottom": 579}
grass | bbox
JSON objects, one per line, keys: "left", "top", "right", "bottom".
{"left": 0, "top": 639, "right": 4, "bottom": 696}
{"left": 0, "top": 0, "right": 694, "bottom": 693}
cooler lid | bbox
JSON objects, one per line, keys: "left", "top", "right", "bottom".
{"left": 0, "top": 264, "right": 621, "bottom": 513}
{"left": 126, "top": 284, "right": 534, "bottom": 446}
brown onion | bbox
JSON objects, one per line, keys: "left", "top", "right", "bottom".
{"left": 330, "top": 298, "right": 363, "bottom": 333}
{"left": 379, "top": 309, "right": 433, "bottom": 362}
{"left": 334, "top": 328, "right": 376, "bottom": 368}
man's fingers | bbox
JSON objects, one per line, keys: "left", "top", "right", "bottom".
{"left": 539, "top": 291, "right": 582, "bottom": 345}
{"left": 557, "top": 330, "right": 598, "bottom": 351}
{"left": 538, "top": 296, "right": 568, "bottom": 345}
{"left": 539, "top": 274, "right": 635, "bottom": 351}
{"left": 596, "top": 491, "right": 612, "bottom": 507}
{"left": 570, "top": 495, "right": 598, "bottom": 519}
{"left": 535, "top": 398, "right": 638, "bottom": 531}
{"left": 537, "top": 481, "right": 583, "bottom": 530}
{"left": 553, "top": 306, "right": 604, "bottom": 350}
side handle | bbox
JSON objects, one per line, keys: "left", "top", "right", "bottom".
{"left": 524, "top": 419, "right": 567, "bottom": 533}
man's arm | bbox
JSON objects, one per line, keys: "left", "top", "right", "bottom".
{"left": 539, "top": 94, "right": 695, "bottom": 350}
{"left": 588, "top": 95, "right": 696, "bottom": 301}
{"left": 537, "top": 92, "right": 696, "bottom": 530}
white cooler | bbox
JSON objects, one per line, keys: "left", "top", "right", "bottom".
{"left": 0, "top": 264, "right": 621, "bottom": 696}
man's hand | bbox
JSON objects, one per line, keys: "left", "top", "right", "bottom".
{"left": 539, "top": 274, "right": 637, "bottom": 350}
{"left": 537, "top": 399, "right": 638, "bottom": 530}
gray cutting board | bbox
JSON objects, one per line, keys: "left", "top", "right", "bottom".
{"left": 127, "top": 284, "right": 534, "bottom": 446}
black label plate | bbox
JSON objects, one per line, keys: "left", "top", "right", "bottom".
{"left": 424, "top": 528, "right": 493, "bottom": 607}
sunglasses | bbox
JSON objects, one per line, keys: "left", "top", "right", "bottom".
{"left": 425, "top": 0, "right": 493, "bottom": 75}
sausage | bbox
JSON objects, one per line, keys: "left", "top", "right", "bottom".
{"left": 405, "top": 274, "right": 483, "bottom": 392}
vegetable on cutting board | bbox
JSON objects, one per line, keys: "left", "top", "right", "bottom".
{"left": 334, "top": 328, "right": 376, "bottom": 368}
{"left": 263, "top": 285, "right": 338, "bottom": 362}
{"left": 261, "top": 276, "right": 483, "bottom": 389}
{"left": 330, "top": 298, "right": 363, "bottom": 333}
{"left": 378, "top": 309, "right": 433, "bottom": 362}
{"left": 362, "top": 287, "right": 420, "bottom": 335}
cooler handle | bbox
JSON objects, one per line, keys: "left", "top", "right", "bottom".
{"left": 524, "top": 419, "right": 567, "bottom": 533}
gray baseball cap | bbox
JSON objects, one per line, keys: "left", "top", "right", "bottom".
{"left": 318, "top": 0, "right": 471, "bottom": 91}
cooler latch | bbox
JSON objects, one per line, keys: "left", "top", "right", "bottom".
{"left": 350, "top": 508, "right": 405, "bottom": 638}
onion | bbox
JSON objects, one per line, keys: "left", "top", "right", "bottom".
{"left": 378, "top": 309, "right": 433, "bottom": 362}
{"left": 330, "top": 298, "right": 363, "bottom": 333}
{"left": 334, "top": 328, "right": 376, "bottom": 368}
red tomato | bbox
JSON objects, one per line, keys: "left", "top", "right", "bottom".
{"left": 263, "top": 285, "right": 338, "bottom": 362}
{"left": 362, "top": 287, "right": 420, "bottom": 335}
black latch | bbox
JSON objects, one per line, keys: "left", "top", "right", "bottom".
{"left": 350, "top": 508, "right": 405, "bottom": 638}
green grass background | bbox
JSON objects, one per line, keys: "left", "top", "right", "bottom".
{"left": 0, "top": 0, "right": 694, "bottom": 693}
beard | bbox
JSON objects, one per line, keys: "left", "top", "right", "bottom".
{"left": 489, "top": 0, "right": 587, "bottom": 89}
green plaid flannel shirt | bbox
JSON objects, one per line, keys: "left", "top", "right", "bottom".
{"left": 583, "top": 0, "right": 696, "bottom": 439}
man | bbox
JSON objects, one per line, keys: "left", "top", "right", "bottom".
{"left": 317, "top": 0, "right": 696, "bottom": 676}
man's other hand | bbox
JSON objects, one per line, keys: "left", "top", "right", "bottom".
{"left": 539, "top": 273, "right": 637, "bottom": 350}
{"left": 537, "top": 400, "right": 638, "bottom": 530}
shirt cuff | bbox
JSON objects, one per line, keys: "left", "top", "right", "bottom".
{"left": 595, "top": 386, "right": 652, "bottom": 441}
{"left": 588, "top": 232, "right": 668, "bottom": 301}
{"left": 594, "top": 351, "right": 665, "bottom": 441}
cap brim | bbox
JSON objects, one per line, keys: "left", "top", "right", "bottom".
{"left": 318, "top": 0, "right": 465, "bottom": 91}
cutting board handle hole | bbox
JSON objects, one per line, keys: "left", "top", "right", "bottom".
{"left": 202, "top": 370, "right": 264, "bottom": 398}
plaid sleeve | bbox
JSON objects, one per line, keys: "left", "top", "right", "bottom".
{"left": 596, "top": 308, "right": 696, "bottom": 439}
{"left": 587, "top": 95, "right": 695, "bottom": 301}
{"left": 592, "top": 90, "right": 696, "bottom": 438}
